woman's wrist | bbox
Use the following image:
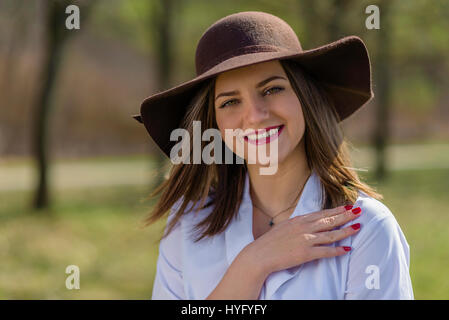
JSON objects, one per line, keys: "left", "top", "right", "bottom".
{"left": 206, "top": 244, "right": 269, "bottom": 300}
{"left": 239, "top": 243, "right": 272, "bottom": 280}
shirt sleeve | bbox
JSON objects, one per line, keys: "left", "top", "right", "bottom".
{"left": 344, "top": 215, "right": 414, "bottom": 299}
{"left": 151, "top": 204, "right": 186, "bottom": 300}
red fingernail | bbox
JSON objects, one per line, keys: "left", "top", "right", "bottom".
{"left": 343, "top": 246, "right": 352, "bottom": 251}
{"left": 351, "top": 223, "right": 361, "bottom": 230}
{"left": 352, "top": 207, "right": 361, "bottom": 215}
{"left": 344, "top": 205, "right": 353, "bottom": 210}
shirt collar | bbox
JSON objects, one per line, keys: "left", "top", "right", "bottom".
{"left": 224, "top": 168, "right": 323, "bottom": 298}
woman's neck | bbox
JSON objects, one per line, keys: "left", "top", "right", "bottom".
{"left": 246, "top": 139, "right": 311, "bottom": 215}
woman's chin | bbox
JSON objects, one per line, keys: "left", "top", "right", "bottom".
{"left": 245, "top": 147, "right": 289, "bottom": 168}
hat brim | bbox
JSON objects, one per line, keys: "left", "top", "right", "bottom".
{"left": 134, "top": 35, "right": 374, "bottom": 157}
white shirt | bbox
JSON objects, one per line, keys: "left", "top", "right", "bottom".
{"left": 151, "top": 169, "right": 414, "bottom": 299}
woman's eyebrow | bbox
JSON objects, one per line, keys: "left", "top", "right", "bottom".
{"left": 215, "top": 75, "right": 287, "bottom": 101}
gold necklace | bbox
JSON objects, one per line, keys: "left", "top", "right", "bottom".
{"left": 252, "top": 182, "right": 305, "bottom": 227}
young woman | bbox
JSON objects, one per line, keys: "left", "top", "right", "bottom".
{"left": 133, "top": 11, "right": 414, "bottom": 300}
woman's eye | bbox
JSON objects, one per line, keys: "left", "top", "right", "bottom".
{"left": 220, "top": 99, "right": 238, "bottom": 108}
{"left": 219, "top": 87, "right": 284, "bottom": 109}
{"left": 264, "top": 86, "right": 284, "bottom": 96}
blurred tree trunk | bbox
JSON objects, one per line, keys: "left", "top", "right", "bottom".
{"left": 300, "top": 0, "right": 353, "bottom": 45}
{"left": 301, "top": 0, "right": 391, "bottom": 181}
{"left": 148, "top": 0, "right": 176, "bottom": 189}
{"left": 373, "top": 0, "right": 392, "bottom": 180}
{"left": 32, "top": 0, "right": 70, "bottom": 210}
{"left": 327, "top": 0, "right": 353, "bottom": 41}
{"left": 299, "top": 0, "right": 322, "bottom": 46}
{"left": 32, "top": 0, "right": 93, "bottom": 210}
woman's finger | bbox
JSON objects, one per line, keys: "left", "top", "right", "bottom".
{"left": 308, "top": 207, "right": 362, "bottom": 233}
{"left": 310, "top": 223, "right": 361, "bottom": 245}
{"left": 299, "top": 205, "right": 348, "bottom": 223}
{"left": 307, "top": 245, "right": 351, "bottom": 261}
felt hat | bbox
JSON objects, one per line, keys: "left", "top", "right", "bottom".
{"left": 133, "top": 11, "right": 374, "bottom": 158}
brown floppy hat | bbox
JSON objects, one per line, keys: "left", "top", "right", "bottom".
{"left": 133, "top": 11, "right": 374, "bottom": 158}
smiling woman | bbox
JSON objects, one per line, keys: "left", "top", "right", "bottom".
{"left": 133, "top": 11, "right": 414, "bottom": 300}
{"left": 214, "top": 61, "right": 306, "bottom": 168}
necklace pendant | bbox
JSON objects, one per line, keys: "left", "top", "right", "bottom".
{"left": 269, "top": 220, "right": 274, "bottom": 227}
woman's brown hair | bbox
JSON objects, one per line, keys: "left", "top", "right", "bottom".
{"left": 143, "top": 59, "right": 383, "bottom": 243}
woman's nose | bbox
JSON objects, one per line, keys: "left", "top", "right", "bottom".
{"left": 244, "top": 95, "right": 269, "bottom": 126}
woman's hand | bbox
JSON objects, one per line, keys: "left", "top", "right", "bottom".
{"left": 243, "top": 205, "right": 362, "bottom": 276}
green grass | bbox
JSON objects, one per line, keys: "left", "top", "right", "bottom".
{"left": 0, "top": 184, "right": 166, "bottom": 299}
{"left": 0, "top": 158, "right": 448, "bottom": 299}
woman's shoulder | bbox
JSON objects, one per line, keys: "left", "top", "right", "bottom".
{"left": 168, "top": 194, "right": 215, "bottom": 226}
{"left": 353, "top": 190, "right": 395, "bottom": 224}
{"left": 165, "top": 194, "right": 219, "bottom": 245}
{"left": 344, "top": 193, "right": 413, "bottom": 300}
{"left": 351, "top": 190, "right": 408, "bottom": 248}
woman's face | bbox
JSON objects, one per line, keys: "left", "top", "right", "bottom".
{"left": 214, "top": 60, "right": 305, "bottom": 166}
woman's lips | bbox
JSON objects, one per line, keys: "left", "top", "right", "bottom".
{"left": 244, "top": 125, "right": 284, "bottom": 145}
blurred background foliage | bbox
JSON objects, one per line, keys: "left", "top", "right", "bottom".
{"left": 0, "top": 0, "right": 448, "bottom": 299}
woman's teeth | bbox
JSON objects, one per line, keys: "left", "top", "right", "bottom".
{"left": 246, "top": 126, "right": 281, "bottom": 141}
